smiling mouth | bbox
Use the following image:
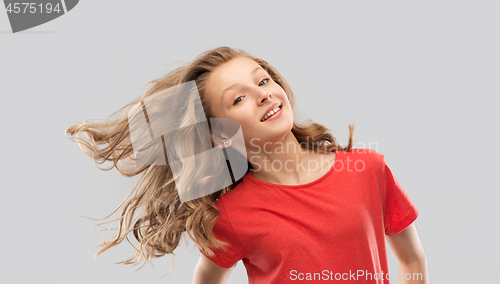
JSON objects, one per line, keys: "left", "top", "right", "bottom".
{"left": 261, "top": 104, "right": 283, "bottom": 122}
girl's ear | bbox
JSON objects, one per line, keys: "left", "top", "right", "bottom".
{"left": 211, "top": 131, "right": 232, "bottom": 149}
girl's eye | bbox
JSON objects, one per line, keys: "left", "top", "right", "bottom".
{"left": 233, "top": 77, "right": 271, "bottom": 105}
{"left": 258, "top": 77, "right": 270, "bottom": 87}
{"left": 233, "top": 96, "right": 243, "bottom": 105}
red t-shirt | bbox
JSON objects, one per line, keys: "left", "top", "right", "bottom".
{"left": 199, "top": 148, "right": 418, "bottom": 283}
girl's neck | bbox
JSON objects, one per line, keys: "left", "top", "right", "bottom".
{"left": 248, "top": 131, "right": 335, "bottom": 186}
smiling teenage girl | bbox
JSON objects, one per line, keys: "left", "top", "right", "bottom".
{"left": 65, "top": 46, "right": 427, "bottom": 284}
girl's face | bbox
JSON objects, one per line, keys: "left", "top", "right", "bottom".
{"left": 205, "top": 57, "right": 293, "bottom": 151}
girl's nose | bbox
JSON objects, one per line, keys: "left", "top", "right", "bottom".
{"left": 259, "top": 92, "right": 271, "bottom": 104}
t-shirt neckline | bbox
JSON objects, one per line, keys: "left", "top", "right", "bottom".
{"left": 246, "top": 149, "right": 341, "bottom": 189}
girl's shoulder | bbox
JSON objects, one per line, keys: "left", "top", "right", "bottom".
{"left": 342, "top": 148, "right": 386, "bottom": 173}
{"left": 214, "top": 173, "right": 253, "bottom": 208}
{"left": 344, "top": 147, "right": 384, "bottom": 161}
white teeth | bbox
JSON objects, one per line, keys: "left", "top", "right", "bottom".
{"left": 262, "top": 105, "right": 281, "bottom": 121}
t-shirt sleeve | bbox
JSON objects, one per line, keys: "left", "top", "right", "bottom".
{"left": 198, "top": 199, "right": 247, "bottom": 268}
{"left": 382, "top": 155, "right": 419, "bottom": 235}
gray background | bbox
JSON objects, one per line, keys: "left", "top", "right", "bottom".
{"left": 1, "top": 1, "right": 498, "bottom": 283}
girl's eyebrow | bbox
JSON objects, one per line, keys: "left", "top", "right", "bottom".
{"left": 220, "top": 66, "right": 263, "bottom": 103}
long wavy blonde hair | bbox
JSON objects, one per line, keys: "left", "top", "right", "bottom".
{"left": 65, "top": 46, "right": 355, "bottom": 276}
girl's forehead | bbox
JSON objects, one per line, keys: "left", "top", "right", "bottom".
{"left": 221, "top": 58, "right": 256, "bottom": 74}
{"left": 210, "top": 58, "right": 262, "bottom": 88}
